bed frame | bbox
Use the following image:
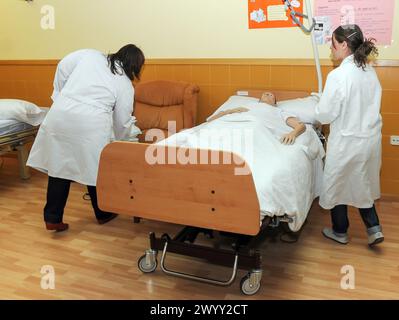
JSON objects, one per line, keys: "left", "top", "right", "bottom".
{"left": 0, "top": 127, "right": 38, "bottom": 179}
{"left": 97, "top": 89, "right": 310, "bottom": 295}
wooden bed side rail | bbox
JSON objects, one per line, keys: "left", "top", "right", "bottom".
{"left": 97, "top": 142, "right": 261, "bottom": 235}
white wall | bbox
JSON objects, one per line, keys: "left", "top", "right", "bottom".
{"left": 0, "top": 0, "right": 398, "bottom": 60}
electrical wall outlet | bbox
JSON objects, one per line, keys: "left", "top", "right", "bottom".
{"left": 390, "top": 136, "right": 399, "bottom": 146}
{"left": 236, "top": 91, "right": 249, "bottom": 96}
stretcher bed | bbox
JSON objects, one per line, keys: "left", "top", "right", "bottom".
{"left": 0, "top": 120, "right": 38, "bottom": 179}
{"left": 96, "top": 89, "right": 325, "bottom": 295}
{"left": 0, "top": 108, "right": 48, "bottom": 179}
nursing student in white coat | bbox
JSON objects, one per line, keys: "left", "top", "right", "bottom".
{"left": 315, "top": 25, "right": 384, "bottom": 246}
{"left": 27, "top": 44, "right": 145, "bottom": 232}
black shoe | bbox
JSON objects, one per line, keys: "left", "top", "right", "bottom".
{"left": 97, "top": 213, "right": 118, "bottom": 225}
{"left": 46, "top": 222, "right": 69, "bottom": 232}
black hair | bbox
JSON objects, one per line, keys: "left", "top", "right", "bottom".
{"left": 107, "top": 44, "right": 145, "bottom": 81}
{"left": 333, "top": 24, "right": 378, "bottom": 70}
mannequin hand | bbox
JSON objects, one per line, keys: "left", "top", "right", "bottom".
{"left": 207, "top": 107, "right": 250, "bottom": 122}
{"left": 227, "top": 107, "right": 249, "bottom": 114}
{"left": 281, "top": 132, "right": 297, "bottom": 145}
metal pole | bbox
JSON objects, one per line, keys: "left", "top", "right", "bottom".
{"left": 305, "top": 0, "right": 323, "bottom": 93}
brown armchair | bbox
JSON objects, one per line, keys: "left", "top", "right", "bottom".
{"left": 133, "top": 80, "right": 200, "bottom": 143}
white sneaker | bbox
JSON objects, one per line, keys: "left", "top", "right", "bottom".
{"left": 322, "top": 228, "right": 349, "bottom": 245}
{"left": 368, "top": 231, "right": 384, "bottom": 247}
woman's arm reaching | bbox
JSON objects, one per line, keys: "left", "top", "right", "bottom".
{"left": 281, "top": 117, "right": 306, "bottom": 145}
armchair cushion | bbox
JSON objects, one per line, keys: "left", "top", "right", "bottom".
{"left": 134, "top": 80, "right": 199, "bottom": 143}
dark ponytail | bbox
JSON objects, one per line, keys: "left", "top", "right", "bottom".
{"left": 333, "top": 24, "right": 378, "bottom": 70}
{"left": 354, "top": 38, "right": 378, "bottom": 70}
{"left": 108, "top": 44, "right": 145, "bottom": 81}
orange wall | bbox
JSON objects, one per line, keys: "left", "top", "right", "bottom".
{"left": 0, "top": 59, "right": 398, "bottom": 197}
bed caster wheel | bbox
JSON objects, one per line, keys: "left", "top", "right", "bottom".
{"left": 240, "top": 270, "right": 262, "bottom": 296}
{"left": 138, "top": 249, "right": 158, "bottom": 273}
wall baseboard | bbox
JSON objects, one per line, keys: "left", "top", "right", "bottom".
{"left": 380, "top": 194, "right": 399, "bottom": 202}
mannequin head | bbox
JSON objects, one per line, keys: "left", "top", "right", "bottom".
{"left": 259, "top": 92, "right": 277, "bottom": 106}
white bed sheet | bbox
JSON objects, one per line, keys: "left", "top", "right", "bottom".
{"left": 159, "top": 102, "right": 325, "bottom": 232}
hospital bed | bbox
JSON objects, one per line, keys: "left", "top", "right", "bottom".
{"left": 96, "top": 89, "right": 325, "bottom": 295}
{"left": 0, "top": 108, "right": 48, "bottom": 179}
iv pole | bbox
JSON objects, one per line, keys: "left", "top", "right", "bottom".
{"left": 284, "top": 0, "right": 323, "bottom": 94}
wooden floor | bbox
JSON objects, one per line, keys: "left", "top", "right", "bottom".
{"left": 0, "top": 157, "right": 398, "bottom": 300}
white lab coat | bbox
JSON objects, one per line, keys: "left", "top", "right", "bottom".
{"left": 27, "top": 49, "right": 135, "bottom": 186}
{"left": 315, "top": 55, "right": 382, "bottom": 209}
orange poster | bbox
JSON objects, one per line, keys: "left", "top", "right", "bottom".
{"left": 248, "top": 0, "right": 304, "bottom": 29}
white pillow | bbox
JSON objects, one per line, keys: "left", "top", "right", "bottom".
{"left": 0, "top": 99, "right": 46, "bottom": 126}
{"left": 277, "top": 95, "right": 319, "bottom": 125}
{"left": 206, "top": 95, "right": 259, "bottom": 121}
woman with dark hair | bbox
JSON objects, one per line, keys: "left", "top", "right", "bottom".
{"left": 315, "top": 25, "right": 384, "bottom": 246}
{"left": 108, "top": 44, "right": 145, "bottom": 81}
{"left": 27, "top": 44, "right": 145, "bottom": 232}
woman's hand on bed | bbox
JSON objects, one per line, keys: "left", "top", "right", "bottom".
{"left": 281, "top": 132, "right": 297, "bottom": 145}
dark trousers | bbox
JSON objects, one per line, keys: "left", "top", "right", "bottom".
{"left": 44, "top": 176, "right": 113, "bottom": 223}
{"left": 331, "top": 204, "right": 381, "bottom": 234}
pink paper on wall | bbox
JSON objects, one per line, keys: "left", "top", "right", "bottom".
{"left": 314, "top": 0, "right": 395, "bottom": 45}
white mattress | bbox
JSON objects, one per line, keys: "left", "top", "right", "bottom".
{"left": 0, "top": 119, "right": 34, "bottom": 135}
{"left": 159, "top": 103, "right": 325, "bottom": 232}
{"left": 0, "top": 107, "right": 49, "bottom": 136}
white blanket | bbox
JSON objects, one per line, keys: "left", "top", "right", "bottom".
{"left": 159, "top": 104, "right": 325, "bottom": 232}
